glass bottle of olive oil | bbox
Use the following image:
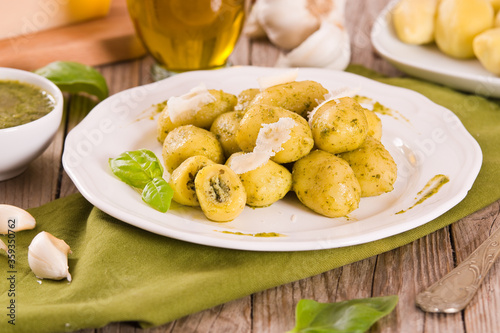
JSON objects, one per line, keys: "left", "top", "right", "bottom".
{"left": 127, "top": 0, "right": 245, "bottom": 76}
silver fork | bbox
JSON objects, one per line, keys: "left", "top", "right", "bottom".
{"left": 416, "top": 226, "right": 500, "bottom": 313}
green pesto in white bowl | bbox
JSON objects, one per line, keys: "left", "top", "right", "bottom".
{"left": 0, "top": 80, "right": 55, "bottom": 129}
{"left": 0, "top": 67, "right": 63, "bottom": 181}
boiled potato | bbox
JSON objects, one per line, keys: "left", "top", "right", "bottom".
{"left": 235, "top": 88, "right": 260, "bottom": 112}
{"left": 157, "top": 89, "right": 237, "bottom": 143}
{"left": 169, "top": 156, "right": 215, "bottom": 206}
{"left": 210, "top": 111, "right": 244, "bottom": 158}
{"left": 250, "top": 80, "right": 328, "bottom": 118}
{"left": 162, "top": 125, "right": 224, "bottom": 173}
{"left": 226, "top": 152, "right": 292, "bottom": 207}
{"left": 435, "top": 0, "right": 494, "bottom": 59}
{"left": 392, "top": 0, "right": 438, "bottom": 45}
{"left": 292, "top": 150, "right": 361, "bottom": 218}
{"left": 236, "top": 104, "right": 314, "bottom": 164}
{"left": 310, "top": 97, "right": 368, "bottom": 154}
{"left": 364, "top": 108, "right": 382, "bottom": 141}
{"left": 473, "top": 27, "right": 500, "bottom": 75}
{"left": 195, "top": 164, "right": 246, "bottom": 222}
{"left": 495, "top": 11, "right": 500, "bottom": 28}
{"left": 339, "top": 136, "right": 397, "bottom": 197}
{"left": 490, "top": 0, "right": 500, "bottom": 11}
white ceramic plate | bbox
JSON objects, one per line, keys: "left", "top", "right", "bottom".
{"left": 62, "top": 66, "right": 482, "bottom": 251}
{"left": 371, "top": 0, "right": 500, "bottom": 98}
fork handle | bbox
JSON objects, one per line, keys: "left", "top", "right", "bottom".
{"left": 416, "top": 226, "right": 500, "bottom": 313}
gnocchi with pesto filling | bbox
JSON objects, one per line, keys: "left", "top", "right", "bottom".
{"left": 153, "top": 76, "right": 397, "bottom": 221}
{"left": 226, "top": 152, "right": 292, "bottom": 207}
{"left": 210, "top": 111, "right": 244, "bottom": 158}
{"left": 339, "top": 136, "right": 397, "bottom": 197}
{"left": 162, "top": 125, "right": 224, "bottom": 174}
{"left": 195, "top": 164, "right": 246, "bottom": 222}
{"left": 236, "top": 104, "right": 314, "bottom": 164}
{"left": 169, "top": 155, "right": 216, "bottom": 206}
{"left": 157, "top": 89, "right": 237, "bottom": 143}
{"left": 292, "top": 149, "right": 361, "bottom": 218}
{"left": 249, "top": 80, "right": 329, "bottom": 118}
{"left": 310, "top": 97, "right": 369, "bottom": 154}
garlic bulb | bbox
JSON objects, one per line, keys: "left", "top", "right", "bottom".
{"left": 0, "top": 204, "right": 36, "bottom": 234}
{"left": 28, "top": 231, "right": 72, "bottom": 281}
{"left": 275, "top": 21, "right": 351, "bottom": 71}
{"left": 243, "top": 1, "right": 267, "bottom": 39}
{"left": 245, "top": 0, "right": 324, "bottom": 50}
{"left": 245, "top": 0, "right": 350, "bottom": 70}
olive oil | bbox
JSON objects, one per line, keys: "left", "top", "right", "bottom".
{"left": 127, "top": 0, "right": 245, "bottom": 73}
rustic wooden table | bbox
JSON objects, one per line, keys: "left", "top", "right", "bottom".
{"left": 2, "top": 0, "right": 499, "bottom": 332}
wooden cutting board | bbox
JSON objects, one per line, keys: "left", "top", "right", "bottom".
{"left": 0, "top": 0, "right": 146, "bottom": 71}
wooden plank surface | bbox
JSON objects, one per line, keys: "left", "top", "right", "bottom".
{"left": 1, "top": 0, "right": 499, "bottom": 332}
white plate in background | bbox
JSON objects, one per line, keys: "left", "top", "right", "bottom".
{"left": 63, "top": 66, "right": 482, "bottom": 251}
{"left": 371, "top": 0, "right": 500, "bottom": 98}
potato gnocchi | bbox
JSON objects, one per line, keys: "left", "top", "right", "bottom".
{"left": 158, "top": 75, "right": 397, "bottom": 221}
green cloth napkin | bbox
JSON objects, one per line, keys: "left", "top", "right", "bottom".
{"left": 2, "top": 66, "right": 500, "bottom": 333}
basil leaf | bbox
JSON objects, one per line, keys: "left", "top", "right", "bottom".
{"left": 288, "top": 296, "right": 398, "bottom": 333}
{"left": 109, "top": 149, "right": 164, "bottom": 189}
{"left": 142, "top": 178, "right": 174, "bottom": 213}
{"left": 34, "top": 61, "right": 109, "bottom": 100}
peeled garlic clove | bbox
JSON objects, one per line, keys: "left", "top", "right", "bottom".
{"left": 0, "top": 204, "right": 36, "bottom": 234}
{"left": 28, "top": 231, "right": 72, "bottom": 281}
{"left": 276, "top": 21, "right": 351, "bottom": 71}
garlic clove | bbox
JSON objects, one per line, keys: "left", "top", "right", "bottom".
{"left": 257, "top": 0, "right": 321, "bottom": 50}
{"left": 0, "top": 238, "right": 7, "bottom": 254}
{"left": 243, "top": 1, "right": 267, "bottom": 39}
{"left": 275, "top": 21, "right": 351, "bottom": 71}
{"left": 322, "top": 0, "right": 347, "bottom": 27}
{"left": 28, "top": 231, "right": 72, "bottom": 281}
{"left": 0, "top": 204, "right": 36, "bottom": 234}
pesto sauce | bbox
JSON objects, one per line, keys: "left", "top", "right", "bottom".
{"left": 0, "top": 80, "right": 55, "bottom": 129}
{"left": 220, "top": 230, "right": 284, "bottom": 237}
{"left": 155, "top": 100, "right": 167, "bottom": 113}
{"left": 396, "top": 174, "right": 450, "bottom": 214}
{"left": 353, "top": 95, "right": 409, "bottom": 123}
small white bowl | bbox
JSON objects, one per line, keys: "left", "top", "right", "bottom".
{"left": 0, "top": 68, "right": 63, "bottom": 181}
